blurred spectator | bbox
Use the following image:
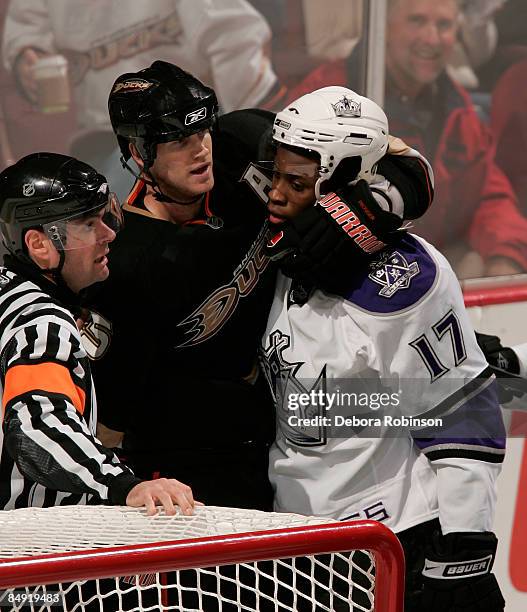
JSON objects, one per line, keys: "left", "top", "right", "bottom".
{"left": 491, "top": 58, "right": 527, "bottom": 209}
{"left": 248, "top": 0, "right": 316, "bottom": 87}
{"left": 287, "top": 0, "right": 527, "bottom": 278}
{"left": 477, "top": 0, "right": 527, "bottom": 91}
{"left": 250, "top": 1, "right": 364, "bottom": 88}
{"left": 0, "top": 0, "right": 76, "bottom": 169}
{"left": 2, "top": 0, "right": 286, "bottom": 192}
{"left": 302, "top": 0, "right": 363, "bottom": 62}
{"left": 447, "top": 0, "right": 505, "bottom": 90}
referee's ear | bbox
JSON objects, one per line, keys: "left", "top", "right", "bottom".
{"left": 25, "top": 228, "right": 59, "bottom": 270}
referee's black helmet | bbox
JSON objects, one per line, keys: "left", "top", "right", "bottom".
{"left": 0, "top": 152, "right": 117, "bottom": 257}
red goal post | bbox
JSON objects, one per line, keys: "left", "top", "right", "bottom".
{"left": 0, "top": 505, "right": 404, "bottom": 611}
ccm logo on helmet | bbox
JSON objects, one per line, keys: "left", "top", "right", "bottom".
{"left": 185, "top": 107, "right": 207, "bottom": 125}
{"left": 318, "top": 192, "right": 386, "bottom": 254}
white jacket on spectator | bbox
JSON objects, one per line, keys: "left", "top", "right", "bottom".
{"left": 2, "top": 0, "right": 278, "bottom": 132}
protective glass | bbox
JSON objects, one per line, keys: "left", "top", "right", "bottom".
{"left": 42, "top": 193, "right": 123, "bottom": 250}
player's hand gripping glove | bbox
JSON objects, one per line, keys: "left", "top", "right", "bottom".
{"left": 422, "top": 531, "right": 505, "bottom": 611}
{"left": 475, "top": 331, "right": 526, "bottom": 403}
{"left": 265, "top": 179, "right": 402, "bottom": 294}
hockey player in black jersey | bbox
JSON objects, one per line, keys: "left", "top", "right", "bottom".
{"left": 87, "top": 60, "right": 435, "bottom": 512}
{"left": 0, "top": 152, "right": 198, "bottom": 516}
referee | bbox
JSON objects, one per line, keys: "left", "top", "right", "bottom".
{"left": 0, "top": 152, "right": 197, "bottom": 515}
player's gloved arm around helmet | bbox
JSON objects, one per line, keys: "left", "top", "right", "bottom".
{"left": 377, "top": 135, "right": 434, "bottom": 220}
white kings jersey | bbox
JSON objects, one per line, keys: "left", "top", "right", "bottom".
{"left": 261, "top": 234, "right": 506, "bottom": 535}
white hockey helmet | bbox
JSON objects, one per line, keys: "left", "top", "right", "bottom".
{"left": 273, "top": 86, "right": 389, "bottom": 196}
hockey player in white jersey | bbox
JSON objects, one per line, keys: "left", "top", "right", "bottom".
{"left": 260, "top": 87, "right": 506, "bottom": 611}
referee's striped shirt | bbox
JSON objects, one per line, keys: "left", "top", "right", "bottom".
{"left": 0, "top": 265, "right": 140, "bottom": 509}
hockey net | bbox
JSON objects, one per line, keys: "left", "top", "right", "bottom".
{"left": 0, "top": 505, "right": 404, "bottom": 611}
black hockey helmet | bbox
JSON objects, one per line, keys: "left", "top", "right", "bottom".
{"left": 0, "top": 152, "right": 121, "bottom": 258}
{"left": 108, "top": 61, "right": 218, "bottom": 171}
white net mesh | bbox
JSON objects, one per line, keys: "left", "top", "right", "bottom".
{"left": 0, "top": 505, "right": 331, "bottom": 556}
{"left": 0, "top": 505, "right": 401, "bottom": 612}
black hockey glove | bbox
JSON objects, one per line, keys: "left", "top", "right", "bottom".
{"left": 422, "top": 531, "right": 505, "bottom": 612}
{"left": 475, "top": 331, "right": 526, "bottom": 403}
{"left": 377, "top": 153, "right": 434, "bottom": 220}
{"left": 264, "top": 179, "right": 402, "bottom": 294}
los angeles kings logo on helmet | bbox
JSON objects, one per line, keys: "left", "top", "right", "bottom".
{"left": 331, "top": 95, "right": 362, "bottom": 118}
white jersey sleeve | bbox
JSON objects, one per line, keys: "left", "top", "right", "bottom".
{"left": 177, "top": 0, "right": 277, "bottom": 111}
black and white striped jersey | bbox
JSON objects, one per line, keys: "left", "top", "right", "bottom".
{"left": 0, "top": 261, "right": 140, "bottom": 509}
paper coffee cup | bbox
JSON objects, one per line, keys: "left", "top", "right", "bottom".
{"left": 32, "top": 55, "right": 70, "bottom": 114}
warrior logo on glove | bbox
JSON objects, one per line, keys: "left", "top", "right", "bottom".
{"left": 317, "top": 191, "right": 387, "bottom": 254}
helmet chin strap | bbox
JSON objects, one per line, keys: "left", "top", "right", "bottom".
{"left": 41, "top": 248, "right": 70, "bottom": 289}
{"left": 314, "top": 177, "right": 324, "bottom": 200}
{"left": 120, "top": 155, "right": 204, "bottom": 206}
{"left": 152, "top": 186, "right": 203, "bottom": 206}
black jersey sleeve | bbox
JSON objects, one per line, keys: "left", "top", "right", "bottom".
{"left": 213, "top": 109, "right": 275, "bottom": 180}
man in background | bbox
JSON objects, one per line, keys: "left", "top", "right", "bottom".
{"left": 288, "top": 0, "right": 527, "bottom": 279}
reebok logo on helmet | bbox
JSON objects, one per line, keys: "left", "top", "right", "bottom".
{"left": 185, "top": 107, "right": 207, "bottom": 126}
